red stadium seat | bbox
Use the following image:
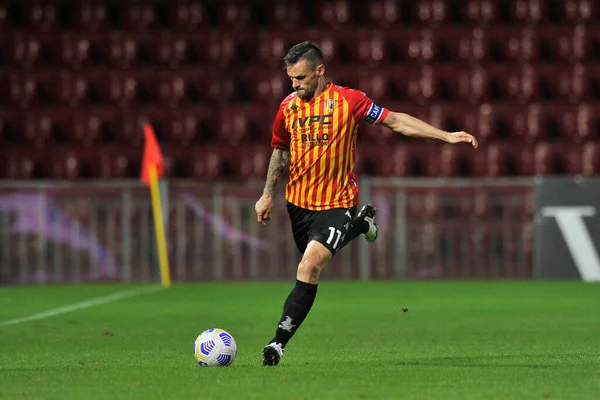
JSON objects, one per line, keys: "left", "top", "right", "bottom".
{"left": 168, "top": 1, "right": 209, "bottom": 32}
{"left": 73, "top": 3, "right": 111, "bottom": 32}
{"left": 157, "top": 68, "right": 224, "bottom": 106}
{"left": 0, "top": 110, "right": 18, "bottom": 145}
{"left": 362, "top": 0, "right": 404, "bottom": 28}
{"left": 156, "top": 33, "right": 199, "bottom": 68}
{"left": 21, "top": 108, "right": 71, "bottom": 148}
{"left": 535, "top": 64, "right": 588, "bottom": 103}
{"left": 122, "top": 3, "right": 160, "bottom": 32}
{"left": 461, "top": 0, "right": 501, "bottom": 25}
{"left": 25, "top": 2, "right": 59, "bottom": 32}
{"left": 582, "top": 142, "right": 600, "bottom": 175}
{"left": 218, "top": 105, "right": 273, "bottom": 145}
{"left": 472, "top": 143, "right": 510, "bottom": 177}
{"left": 206, "top": 31, "right": 256, "bottom": 67}
{"left": 70, "top": 107, "right": 119, "bottom": 146}
{"left": 511, "top": 103, "right": 545, "bottom": 143}
{"left": 167, "top": 107, "right": 217, "bottom": 145}
{"left": 120, "top": 107, "right": 168, "bottom": 147}
{"left": 162, "top": 147, "right": 192, "bottom": 178}
{"left": 9, "top": 70, "right": 58, "bottom": 108}
{"left": 267, "top": 0, "right": 306, "bottom": 30}
{"left": 414, "top": 0, "right": 450, "bottom": 26}
{"left": 88, "top": 147, "right": 140, "bottom": 179}
{"left": 563, "top": 0, "right": 598, "bottom": 24}
{"left": 109, "top": 69, "right": 157, "bottom": 107}
{"left": 11, "top": 32, "right": 60, "bottom": 69}
{"left": 191, "top": 146, "right": 252, "bottom": 179}
{"left": 317, "top": 0, "right": 355, "bottom": 29}
{"left": 535, "top": 26, "right": 589, "bottom": 63}
{"left": 44, "top": 148, "right": 89, "bottom": 179}
{"left": 510, "top": 0, "right": 549, "bottom": 24}
{"left": 5, "top": 149, "right": 45, "bottom": 179}
{"left": 0, "top": 4, "right": 9, "bottom": 32}
{"left": 108, "top": 33, "right": 159, "bottom": 68}
{"left": 60, "top": 32, "right": 110, "bottom": 69}
{"left": 239, "top": 145, "right": 271, "bottom": 179}
{"left": 515, "top": 143, "right": 555, "bottom": 176}
{"left": 545, "top": 104, "right": 599, "bottom": 143}
{"left": 218, "top": 0, "right": 257, "bottom": 30}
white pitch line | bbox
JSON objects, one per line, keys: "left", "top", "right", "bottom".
{"left": 0, "top": 285, "right": 165, "bottom": 328}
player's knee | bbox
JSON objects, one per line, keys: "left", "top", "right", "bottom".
{"left": 297, "top": 245, "right": 331, "bottom": 282}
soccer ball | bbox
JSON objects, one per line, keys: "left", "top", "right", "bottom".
{"left": 194, "top": 328, "right": 237, "bottom": 367}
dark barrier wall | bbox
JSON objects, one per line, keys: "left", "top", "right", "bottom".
{"left": 535, "top": 177, "right": 600, "bottom": 281}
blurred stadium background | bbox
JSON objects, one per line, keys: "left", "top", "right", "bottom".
{"left": 0, "top": 0, "right": 599, "bottom": 284}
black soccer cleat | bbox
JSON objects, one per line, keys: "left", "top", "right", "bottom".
{"left": 262, "top": 343, "right": 283, "bottom": 366}
{"left": 356, "top": 204, "right": 378, "bottom": 242}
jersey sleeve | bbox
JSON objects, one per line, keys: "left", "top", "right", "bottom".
{"left": 347, "top": 89, "right": 389, "bottom": 125}
{"left": 271, "top": 105, "right": 290, "bottom": 149}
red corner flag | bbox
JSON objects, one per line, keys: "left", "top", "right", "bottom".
{"left": 141, "top": 123, "right": 164, "bottom": 186}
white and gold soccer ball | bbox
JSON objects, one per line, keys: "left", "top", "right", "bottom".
{"left": 194, "top": 328, "right": 237, "bottom": 367}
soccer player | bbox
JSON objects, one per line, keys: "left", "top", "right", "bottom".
{"left": 255, "top": 41, "right": 478, "bottom": 366}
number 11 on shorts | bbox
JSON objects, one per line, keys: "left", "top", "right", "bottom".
{"left": 326, "top": 227, "right": 343, "bottom": 249}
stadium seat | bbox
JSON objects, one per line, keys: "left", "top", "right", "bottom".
{"left": 5, "top": 149, "right": 44, "bottom": 179}
{"left": 70, "top": 107, "right": 119, "bottom": 146}
{"left": 461, "top": 0, "right": 501, "bottom": 25}
{"left": 218, "top": 105, "right": 273, "bottom": 145}
{"left": 535, "top": 26, "right": 588, "bottom": 63}
{"left": 582, "top": 142, "right": 600, "bottom": 175}
{"left": 515, "top": 143, "right": 555, "bottom": 176}
{"left": 22, "top": 108, "right": 71, "bottom": 147}
{"left": 109, "top": 69, "right": 157, "bottom": 107}
{"left": 44, "top": 148, "right": 88, "bottom": 179}
{"left": 88, "top": 147, "right": 140, "bottom": 179}
{"left": 563, "top": 0, "right": 598, "bottom": 24}
{"left": 156, "top": 33, "right": 196, "bottom": 68}
{"left": 162, "top": 147, "right": 192, "bottom": 178}
{"left": 25, "top": 2, "right": 59, "bottom": 32}
{"left": 217, "top": 0, "right": 257, "bottom": 30}
{"left": 239, "top": 144, "right": 271, "bottom": 179}
{"left": 9, "top": 70, "right": 57, "bottom": 108}
{"left": 0, "top": 110, "right": 18, "bottom": 145}
{"left": 510, "top": 0, "right": 549, "bottom": 24}
{"left": 191, "top": 146, "right": 247, "bottom": 179}
{"left": 72, "top": 2, "right": 110, "bottom": 32}
{"left": 168, "top": 107, "right": 217, "bottom": 145}
{"left": 119, "top": 107, "right": 168, "bottom": 147}
{"left": 545, "top": 103, "right": 598, "bottom": 143}
{"left": 316, "top": 0, "right": 355, "bottom": 29}
{"left": 414, "top": 0, "right": 450, "bottom": 26}
{"left": 0, "top": 4, "right": 9, "bottom": 32}
{"left": 108, "top": 32, "right": 159, "bottom": 68}
{"left": 60, "top": 32, "right": 110, "bottom": 69}
{"left": 168, "top": 1, "right": 209, "bottom": 32}
{"left": 122, "top": 3, "right": 160, "bottom": 32}
{"left": 12, "top": 32, "right": 60, "bottom": 69}
{"left": 361, "top": 0, "right": 404, "bottom": 28}
{"left": 267, "top": 0, "right": 306, "bottom": 30}
{"left": 472, "top": 143, "right": 509, "bottom": 177}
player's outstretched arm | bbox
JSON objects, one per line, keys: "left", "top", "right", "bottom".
{"left": 380, "top": 111, "right": 478, "bottom": 148}
{"left": 255, "top": 148, "right": 290, "bottom": 225}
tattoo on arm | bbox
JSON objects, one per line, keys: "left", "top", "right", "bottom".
{"left": 264, "top": 149, "right": 290, "bottom": 196}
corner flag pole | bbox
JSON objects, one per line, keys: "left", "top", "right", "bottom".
{"left": 148, "top": 163, "right": 171, "bottom": 288}
{"left": 141, "top": 123, "right": 171, "bottom": 288}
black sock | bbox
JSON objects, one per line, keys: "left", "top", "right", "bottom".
{"left": 270, "top": 280, "right": 318, "bottom": 348}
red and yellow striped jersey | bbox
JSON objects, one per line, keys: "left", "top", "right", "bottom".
{"left": 271, "top": 83, "right": 389, "bottom": 211}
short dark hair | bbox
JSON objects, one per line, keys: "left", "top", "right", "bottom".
{"left": 283, "top": 41, "right": 324, "bottom": 69}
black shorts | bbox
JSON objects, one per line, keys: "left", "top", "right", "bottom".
{"left": 287, "top": 202, "right": 357, "bottom": 256}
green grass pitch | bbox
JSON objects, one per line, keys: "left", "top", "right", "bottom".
{"left": 0, "top": 281, "right": 598, "bottom": 400}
